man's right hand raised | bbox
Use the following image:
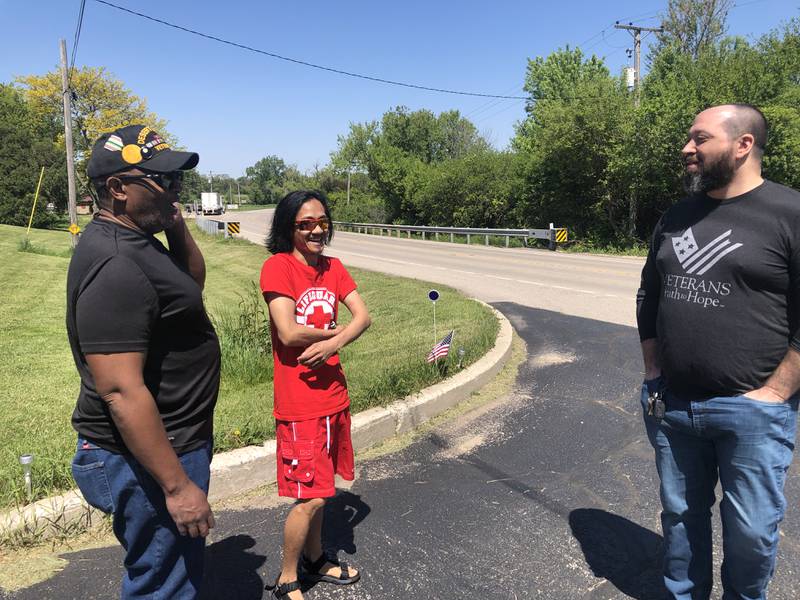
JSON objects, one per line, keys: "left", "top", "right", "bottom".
{"left": 165, "top": 479, "right": 216, "bottom": 538}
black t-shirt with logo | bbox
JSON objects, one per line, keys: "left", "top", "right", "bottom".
{"left": 637, "top": 180, "right": 800, "bottom": 400}
{"left": 66, "top": 217, "right": 221, "bottom": 454}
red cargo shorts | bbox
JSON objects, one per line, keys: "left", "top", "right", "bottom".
{"left": 275, "top": 408, "right": 354, "bottom": 499}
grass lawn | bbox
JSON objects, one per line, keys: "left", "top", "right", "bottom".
{"left": 0, "top": 222, "right": 497, "bottom": 509}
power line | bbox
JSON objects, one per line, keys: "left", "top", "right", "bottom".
{"left": 92, "top": 0, "right": 529, "bottom": 100}
{"left": 68, "top": 0, "right": 87, "bottom": 87}
{"left": 475, "top": 98, "right": 527, "bottom": 125}
{"left": 465, "top": 84, "right": 526, "bottom": 119}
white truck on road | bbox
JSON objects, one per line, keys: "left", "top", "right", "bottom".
{"left": 200, "top": 192, "right": 224, "bottom": 215}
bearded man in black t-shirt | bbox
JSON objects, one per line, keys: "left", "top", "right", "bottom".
{"left": 637, "top": 104, "right": 800, "bottom": 599}
{"left": 66, "top": 125, "right": 220, "bottom": 599}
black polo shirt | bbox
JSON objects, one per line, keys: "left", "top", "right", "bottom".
{"left": 66, "top": 216, "right": 220, "bottom": 454}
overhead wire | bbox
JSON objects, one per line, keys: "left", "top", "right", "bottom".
{"left": 464, "top": 84, "right": 526, "bottom": 119}
{"left": 68, "top": 0, "right": 87, "bottom": 88}
{"left": 86, "top": 1, "right": 766, "bottom": 112}
{"left": 475, "top": 99, "right": 527, "bottom": 125}
{"left": 92, "top": 0, "right": 529, "bottom": 100}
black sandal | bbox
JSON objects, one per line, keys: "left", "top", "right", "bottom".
{"left": 300, "top": 553, "right": 360, "bottom": 585}
{"left": 266, "top": 575, "right": 302, "bottom": 599}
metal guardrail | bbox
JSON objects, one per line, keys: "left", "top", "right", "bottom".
{"left": 196, "top": 215, "right": 568, "bottom": 249}
{"left": 334, "top": 221, "right": 568, "bottom": 250}
{"left": 195, "top": 217, "right": 223, "bottom": 236}
{"left": 196, "top": 216, "right": 241, "bottom": 239}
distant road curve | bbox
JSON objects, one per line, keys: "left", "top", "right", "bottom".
{"left": 214, "top": 208, "right": 643, "bottom": 327}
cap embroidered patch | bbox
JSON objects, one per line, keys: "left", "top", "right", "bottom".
{"left": 121, "top": 144, "right": 143, "bottom": 164}
{"left": 103, "top": 135, "right": 123, "bottom": 151}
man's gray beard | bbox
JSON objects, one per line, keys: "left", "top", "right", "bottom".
{"left": 683, "top": 151, "right": 736, "bottom": 195}
{"left": 683, "top": 171, "right": 709, "bottom": 194}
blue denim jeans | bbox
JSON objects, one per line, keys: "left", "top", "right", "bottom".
{"left": 71, "top": 438, "right": 212, "bottom": 599}
{"left": 641, "top": 383, "right": 797, "bottom": 600}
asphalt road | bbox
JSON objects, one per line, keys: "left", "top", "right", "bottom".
{"left": 5, "top": 210, "right": 799, "bottom": 599}
{"left": 226, "top": 209, "right": 643, "bottom": 327}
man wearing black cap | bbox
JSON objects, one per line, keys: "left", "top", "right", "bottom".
{"left": 66, "top": 125, "right": 220, "bottom": 599}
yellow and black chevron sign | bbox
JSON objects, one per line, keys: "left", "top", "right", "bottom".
{"left": 555, "top": 228, "right": 568, "bottom": 243}
{"left": 227, "top": 222, "right": 241, "bottom": 235}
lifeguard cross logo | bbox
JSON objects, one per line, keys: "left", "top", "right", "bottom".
{"left": 295, "top": 287, "right": 336, "bottom": 329}
{"left": 671, "top": 227, "right": 743, "bottom": 275}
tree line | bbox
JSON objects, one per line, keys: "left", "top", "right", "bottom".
{"left": 2, "top": 1, "right": 798, "bottom": 246}
{"left": 328, "top": 5, "right": 799, "bottom": 245}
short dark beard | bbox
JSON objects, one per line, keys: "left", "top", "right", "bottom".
{"left": 683, "top": 148, "right": 737, "bottom": 195}
{"left": 136, "top": 213, "right": 173, "bottom": 235}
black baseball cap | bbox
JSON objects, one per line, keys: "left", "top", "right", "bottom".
{"left": 87, "top": 124, "right": 199, "bottom": 179}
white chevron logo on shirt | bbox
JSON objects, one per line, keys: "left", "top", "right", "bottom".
{"left": 671, "top": 227, "right": 743, "bottom": 275}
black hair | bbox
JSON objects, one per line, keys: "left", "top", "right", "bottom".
{"left": 725, "top": 104, "right": 769, "bottom": 158}
{"left": 267, "top": 190, "right": 334, "bottom": 254}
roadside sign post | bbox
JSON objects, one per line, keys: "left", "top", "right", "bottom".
{"left": 26, "top": 167, "right": 46, "bottom": 236}
{"left": 428, "top": 289, "right": 439, "bottom": 343}
{"left": 226, "top": 222, "right": 240, "bottom": 238}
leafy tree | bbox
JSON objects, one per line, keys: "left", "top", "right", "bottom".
{"left": 379, "top": 107, "right": 486, "bottom": 163}
{"left": 514, "top": 47, "right": 611, "bottom": 153}
{"left": 0, "top": 84, "right": 66, "bottom": 227}
{"left": 411, "top": 149, "right": 518, "bottom": 228}
{"left": 331, "top": 121, "right": 378, "bottom": 173}
{"left": 244, "top": 155, "right": 288, "bottom": 203}
{"left": 521, "top": 46, "right": 608, "bottom": 102}
{"left": 16, "top": 66, "right": 168, "bottom": 194}
{"left": 514, "top": 47, "right": 635, "bottom": 240}
{"left": 331, "top": 107, "right": 489, "bottom": 222}
{"left": 328, "top": 188, "right": 387, "bottom": 223}
{"left": 654, "top": 0, "right": 734, "bottom": 59}
{"left": 179, "top": 169, "right": 205, "bottom": 206}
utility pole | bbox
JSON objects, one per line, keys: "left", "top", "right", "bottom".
{"left": 614, "top": 22, "right": 663, "bottom": 107}
{"left": 614, "top": 22, "right": 662, "bottom": 240}
{"left": 346, "top": 167, "right": 351, "bottom": 205}
{"left": 59, "top": 39, "right": 78, "bottom": 247}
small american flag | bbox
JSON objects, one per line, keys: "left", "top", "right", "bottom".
{"left": 427, "top": 330, "right": 454, "bottom": 363}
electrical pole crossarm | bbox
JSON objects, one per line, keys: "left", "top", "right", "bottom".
{"left": 613, "top": 22, "right": 664, "bottom": 34}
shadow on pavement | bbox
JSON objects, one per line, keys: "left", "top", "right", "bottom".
{"left": 322, "top": 490, "right": 371, "bottom": 556}
{"left": 252, "top": 490, "right": 371, "bottom": 599}
{"left": 200, "top": 534, "right": 267, "bottom": 600}
{"left": 569, "top": 508, "right": 666, "bottom": 599}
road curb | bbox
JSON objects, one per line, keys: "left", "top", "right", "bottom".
{"left": 0, "top": 302, "right": 512, "bottom": 539}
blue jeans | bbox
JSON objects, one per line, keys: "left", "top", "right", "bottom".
{"left": 71, "top": 438, "right": 212, "bottom": 599}
{"left": 641, "top": 383, "right": 797, "bottom": 600}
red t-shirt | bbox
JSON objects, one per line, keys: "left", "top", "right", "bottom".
{"left": 260, "top": 253, "right": 358, "bottom": 421}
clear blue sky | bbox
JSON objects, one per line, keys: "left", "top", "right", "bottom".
{"left": 2, "top": 0, "right": 797, "bottom": 177}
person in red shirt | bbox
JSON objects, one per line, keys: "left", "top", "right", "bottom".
{"left": 260, "top": 190, "right": 371, "bottom": 600}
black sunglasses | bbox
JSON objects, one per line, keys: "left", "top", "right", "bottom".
{"left": 114, "top": 171, "right": 184, "bottom": 191}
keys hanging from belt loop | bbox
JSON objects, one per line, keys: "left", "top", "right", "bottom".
{"left": 647, "top": 389, "right": 665, "bottom": 422}
{"left": 653, "top": 390, "right": 666, "bottom": 420}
